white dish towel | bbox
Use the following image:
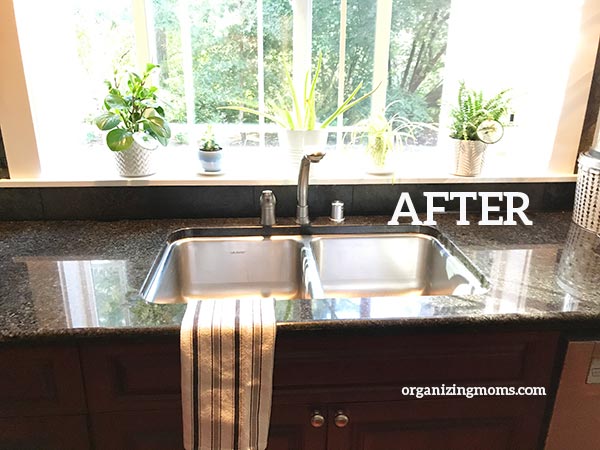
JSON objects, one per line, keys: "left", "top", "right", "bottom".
{"left": 180, "top": 298, "right": 276, "bottom": 450}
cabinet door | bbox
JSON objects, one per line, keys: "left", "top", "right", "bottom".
{"left": 0, "top": 345, "right": 86, "bottom": 417}
{"left": 91, "top": 404, "right": 327, "bottom": 450}
{"left": 327, "top": 399, "right": 543, "bottom": 450}
{"left": 267, "top": 403, "right": 327, "bottom": 450}
{"left": 91, "top": 409, "right": 183, "bottom": 450}
{"left": 0, "top": 415, "right": 90, "bottom": 450}
{"left": 80, "top": 338, "right": 181, "bottom": 413}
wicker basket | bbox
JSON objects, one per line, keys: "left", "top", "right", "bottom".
{"left": 572, "top": 152, "right": 600, "bottom": 233}
{"left": 557, "top": 223, "right": 600, "bottom": 300}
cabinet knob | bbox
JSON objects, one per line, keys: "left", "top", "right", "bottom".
{"left": 334, "top": 411, "right": 349, "bottom": 428}
{"left": 310, "top": 411, "right": 325, "bottom": 428}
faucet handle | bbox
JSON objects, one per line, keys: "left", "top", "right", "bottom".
{"left": 260, "top": 190, "right": 276, "bottom": 226}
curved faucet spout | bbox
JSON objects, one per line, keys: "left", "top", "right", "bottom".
{"left": 296, "top": 151, "right": 326, "bottom": 225}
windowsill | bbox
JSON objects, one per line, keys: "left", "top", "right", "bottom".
{"left": 0, "top": 145, "right": 577, "bottom": 187}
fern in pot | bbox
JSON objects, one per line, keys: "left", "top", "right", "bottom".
{"left": 95, "top": 63, "right": 171, "bottom": 177}
{"left": 449, "top": 81, "right": 510, "bottom": 176}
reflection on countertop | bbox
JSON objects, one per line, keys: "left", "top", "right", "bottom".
{"left": 0, "top": 212, "right": 599, "bottom": 342}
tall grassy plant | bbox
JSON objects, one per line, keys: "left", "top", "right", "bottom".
{"left": 449, "top": 82, "right": 510, "bottom": 141}
{"left": 221, "top": 55, "right": 377, "bottom": 130}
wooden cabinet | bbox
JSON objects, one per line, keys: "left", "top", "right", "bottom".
{"left": 0, "top": 345, "right": 86, "bottom": 417}
{"left": 80, "top": 339, "right": 181, "bottom": 413}
{"left": 269, "top": 330, "right": 558, "bottom": 450}
{"left": 0, "top": 345, "right": 89, "bottom": 449}
{"left": 0, "top": 330, "right": 559, "bottom": 450}
{"left": 0, "top": 415, "right": 90, "bottom": 450}
{"left": 266, "top": 404, "right": 327, "bottom": 450}
{"left": 324, "top": 399, "right": 542, "bottom": 450}
{"left": 90, "top": 409, "right": 183, "bottom": 450}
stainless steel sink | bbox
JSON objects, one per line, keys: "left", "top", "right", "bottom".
{"left": 141, "top": 234, "right": 307, "bottom": 303}
{"left": 141, "top": 226, "right": 488, "bottom": 303}
{"left": 311, "top": 234, "right": 483, "bottom": 297}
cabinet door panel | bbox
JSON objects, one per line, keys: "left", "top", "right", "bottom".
{"left": 91, "top": 409, "right": 183, "bottom": 450}
{"left": 328, "top": 399, "right": 544, "bottom": 450}
{"left": 267, "top": 403, "right": 327, "bottom": 450}
{"left": 80, "top": 338, "right": 181, "bottom": 412}
{"left": 0, "top": 345, "right": 86, "bottom": 417}
{"left": 0, "top": 415, "right": 90, "bottom": 450}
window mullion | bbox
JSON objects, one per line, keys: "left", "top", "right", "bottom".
{"left": 132, "top": 0, "right": 156, "bottom": 70}
{"left": 371, "top": 0, "right": 393, "bottom": 115}
{"left": 336, "top": 0, "right": 347, "bottom": 148}
{"left": 178, "top": 0, "right": 196, "bottom": 131}
{"left": 257, "top": 0, "right": 265, "bottom": 146}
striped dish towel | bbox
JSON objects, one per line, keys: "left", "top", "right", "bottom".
{"left": 180, "top": 298, "right": 276, "bottom": 450}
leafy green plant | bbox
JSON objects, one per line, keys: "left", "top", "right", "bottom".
{"left": 449, "top": 81, "right": 510, "bottom": 141}
{"left": 95, "top": 63, "right": 171, "bottom": 151}
{"left": 220, "top": 54, "right": 377, "bottom": 130}
{"left": 198, "top": 125, "right": 222, "bottom": 152}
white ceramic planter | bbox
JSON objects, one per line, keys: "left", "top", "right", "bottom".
{"left": 279, "top": 129, "right": 328, "bottom": 168}
{"left": 452, "top": 139, "right": 487, "bottom": 177}
{"left": 113, "top": 135, "right": 158, "bottom": 177}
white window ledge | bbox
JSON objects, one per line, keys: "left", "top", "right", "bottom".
{"left": 0, "top": 146, "right": 577, "bottom": 188}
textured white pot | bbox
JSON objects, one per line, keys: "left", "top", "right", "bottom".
{"left": 113, "top": 135, "right": 158, "bottom": 177}
{"left": 452, "top": 139, "right": 487, "bottom": 177}
{"left": 279, "top": 129, "right": 328, "bottom": 168}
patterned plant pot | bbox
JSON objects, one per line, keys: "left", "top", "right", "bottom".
{"left": 113, "top": 138, "right": 158, "bottom": 177}
{"left": 452, "top": 139, "right": 487, "bottom": 177}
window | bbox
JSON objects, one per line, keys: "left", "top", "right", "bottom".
{"left": 2, "top": 0, "right": 598, "bottom": 180}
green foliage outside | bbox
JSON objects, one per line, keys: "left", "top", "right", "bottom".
{"left": 78, "top": 0, "right": 451, "bottom": 146}
{"left": 151, "top": 0, "right": 450, "bottom": 133}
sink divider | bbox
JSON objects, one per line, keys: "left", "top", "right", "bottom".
{"left": 300, "top": 238, "right": 325, "bottom": 299}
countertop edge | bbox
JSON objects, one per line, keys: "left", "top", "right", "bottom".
{"left": 2, "top": 312, "right": 599, "bottom": 345}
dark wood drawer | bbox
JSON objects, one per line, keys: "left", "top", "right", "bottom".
{"left": 91, "top": 409, "right": 183, "bottom": 450}
{"left": 0, "top": 415, "right": 90, "bottom": 450}
{"left": 80, "top": 338, "right": 181, "bottom": 412}
{"left": 272, "top": 331, "right": 559, "bottom": 403}
{"left": 0, "top": 345, "right": 86, "bottom": 417}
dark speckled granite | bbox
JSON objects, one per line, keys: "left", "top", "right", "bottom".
{"left": 1, "top": 211, "right": 599, "bottom": 343}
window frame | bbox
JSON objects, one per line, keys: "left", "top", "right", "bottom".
{"left": 1, "top": 0, "right": 598, "bottom": 181}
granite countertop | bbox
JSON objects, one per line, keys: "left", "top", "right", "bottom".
{"left": 1, "top": 211, "right": 599, "bottom": 343}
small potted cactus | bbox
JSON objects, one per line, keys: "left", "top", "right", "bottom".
{"left": 198, "top": 126, "right": 223, "bottom": 172}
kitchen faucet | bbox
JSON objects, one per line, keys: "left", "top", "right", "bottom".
{"left": 296, "top": 151, "right": 326, "bottom": 225}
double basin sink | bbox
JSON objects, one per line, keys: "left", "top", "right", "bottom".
{"left": 140, "top": 225, "right": 488, "bottom": 304}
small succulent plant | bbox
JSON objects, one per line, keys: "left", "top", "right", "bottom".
{"left": 198, "top": 126, "right": 222, "bottom": 152}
